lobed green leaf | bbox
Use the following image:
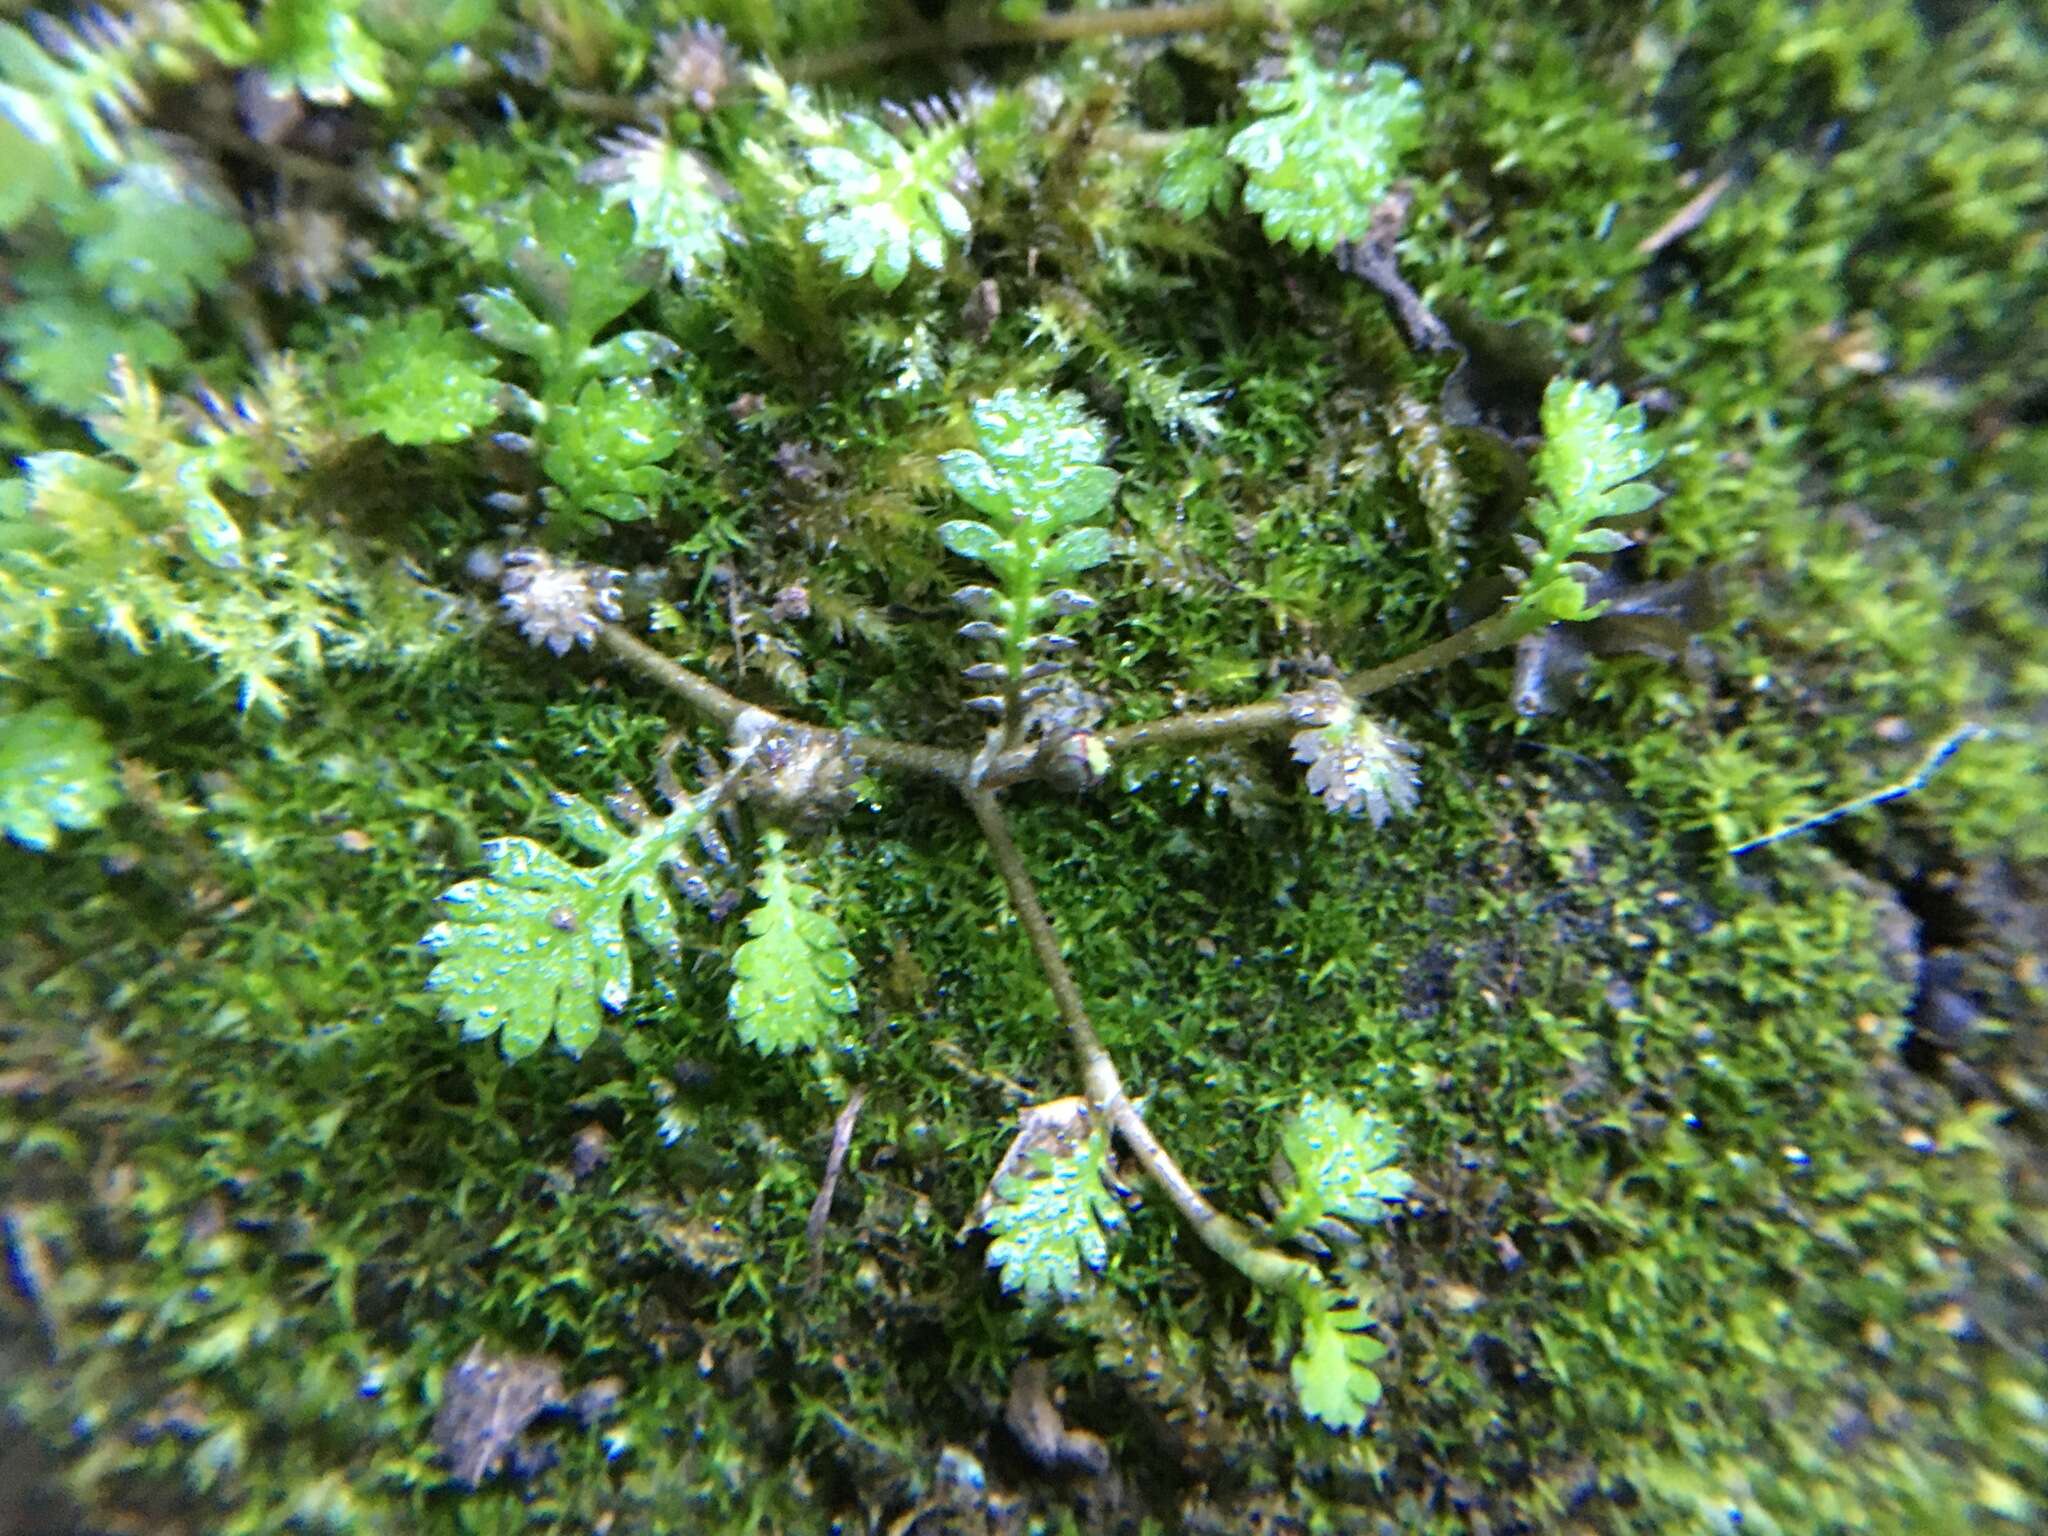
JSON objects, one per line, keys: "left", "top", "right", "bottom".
{"left": 539, "top": 379, "right": 683, "bottom": 525}
{"left": 1227, "top": 50, "right": 1424, "bottom": 254}
{"left": 508, "top": 191, "right": 659, "bottom": 349}
{"left": 424, "top": 786, "right": 712, "bottom": 1059}
{"left": 463, "top": 288, "right": 557, "bottom": 364}
{"left": 798, "top": 111, "right": 974, "bottom": 291}
{"left": 424, "top": 846, "right": 622, "bottom": 1060}
{"left": 936, "top": 389, "right": 1122, "bottom": 717}
{"left": 1290, "top": 1288, "right": 1389, "bottom": 1432}
{"left": 1515, "top": 378, "right": 1664, "bottom": 622}
{"left": 1290, "top": 708, "right": 1422, "bottom": 828}
{"left": 727, "top": 830, "right": 858, "bottom": 1054}
{"left": 937, "top": 518, "right": 1004, "bottom": 564}
{"left": 0, "top": 699, "right": 121, "bottom": 851}
{"left": 0, "top": 280, "right": 182, "bottom": 411}
{"left": 253, "top": 0, "right": 394, "bottom": 107}
{"left": 1271, "top": 1093, "right": 1414, "bottom": 1238}
{"left": 334, "top": 312, "right": 501, "bottom": 446}
{"left": 1157, "top": 126, "right": 1240, "bottom": 219}
{"left": 979, "top": 1100, "right": 1126, "bottom": 1305}
{"left": 68, "top": 157, "right": 253, "bottom": 321}
{"left": 588, "top": 132, "right": 736, "bottom": 284}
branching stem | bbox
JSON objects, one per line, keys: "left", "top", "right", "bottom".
{"left": 183, "top": 115, "right": 380, "bottom": 204}
{"left": 599, "top": 604, "right": 1530, "bottom": 791}
{"left": 599, "top": 625, "right": 967, "bottom": 783}
{"left": 794, "top": 2, "right": 1248, "bottom": 82}
{"left": 962, "top": 788, "right": 1314, "bottom": 1293}
{"left": 1343, "top": 606, "right": 1533, "bottom": 697}
{"left": 589, "top": 602, "right": 1532, "bottom": 1298}
{"left": 1097, "top": 607, "right": 1533, "bottom": 758}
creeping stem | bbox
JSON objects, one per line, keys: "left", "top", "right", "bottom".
{"left": 962, "top": 787, "right": 1314, "bottom": 1292}
{"left": 795, "top": 2, "right": 1249, "bottom": 82}
{"left": 599, "top": 604, "right": 1532, "bottom": 790}
{"left": 1343, "top": 606, "right": 1534, "bottom": 698}
{"left": 599, "top": 623, "right": 753, "bottom": 725}
{"left": 1097, "top": 606, "right": 1534, "bottom": 758}
{"left": 599, "top": 625, "right": 968, "bottom": 783}
{"left": 1000, "top": 565, "right": 1037, "bottom": 752}
{"left": 557, "top": 0, "right": 1253, "bottom": 108}
{"left": 590, "top": 606, "right": 1533, "bottom": 1293}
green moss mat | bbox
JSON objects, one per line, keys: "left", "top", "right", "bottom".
{"left": 3, "top": 2, "right": 2043, "bottom": 1530}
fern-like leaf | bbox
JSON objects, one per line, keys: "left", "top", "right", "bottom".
{"left": 0, "top": 699, "right": 120, "bottom": 851}
{"left": 1, "top": 361, "right": 448, "bottom": 714}
{"left": 1511, "top": 379, "right": 1662, "bottom": 622}
{"left": 1384, "top": 389, "right": 1468, "bottom": 570}
{"left": 0, "top": 10, "right": 159, "bottom": 176}
{"left": 798, "top": 103, "right": 976, "bottom": 290}
{"left": 1290, "top": 1285, "right": 1389, "bottom": 1432}
{"left": 1267, "top": 1093, "right": 1413, "bottom": 1243}
{"left": 67, "top": 156, "right": 253, "bottom": 321}
{"left": 424, "top": 787, "right": 715, "bottom": 1060}
{"left": 1156, "top": 126, "right": 1239, "bottom": 219}
{"left": 1226, "top": 48, "right": 1424, "bottom": 254}
{"left": 976, "top": 1098, "right": 1126, "bottom": 1304}
{"left": 1289, "top": 694, "right": 1421, "bottom": 827}
{"left": 202, "top": 0, "right": 395, "bottom": 107}
{"left": 937, "top": 389, "right": 1119, "bottom": 724}
{"left": 727, "top": 829, "right": 858, "bottom": 1054}
{"left": 333, "top": 312, "right": 500, "bottom": 446}
{"left": 583, "top": 128, "right": 736, "bottom": 284}
{"left": 539, "top": 379, "right": 684, "bottom": 526}
{"left": 85, "top": 362, "right": 245, "bottom": 567}
{"left": 0, "top": 264, "right": 183, "bottom": 411}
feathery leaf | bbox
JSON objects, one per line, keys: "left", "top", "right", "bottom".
{"left": 1515, "top": 379, "right": 1662, "bottom": 622}
{"left": 1268, "top": 1094, "right": 1413, "bottom": 1241}
{"left": 0, "top": 699, "right": 120, "bottom": 851}
{"left": 727, "top": 829, "right": 858, "bottom": 1054}
{"left": 977, "top": 1099, "right": 1126, "bottom": 1304}
{"left": 425, "top": 788, "right": 715, "bottom": 1060}
{"left": 1290, "top": 698, "right": 1421, "bottom": 826}
{"left": 584, "top": 129, "right": 736, "bottom": 284}
{"left": 798, "top": 104, "right": 977, "bottom": 290}
{"left": 1290, "top": 1285, "right": 1388, "bottom": 1432}
{"left": 1227, "top": 49, "right": 1424, "bottom": 254}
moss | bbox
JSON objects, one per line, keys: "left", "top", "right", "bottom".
{"left": 4, "top": 1, "right": 2046, "bottom": 1532}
